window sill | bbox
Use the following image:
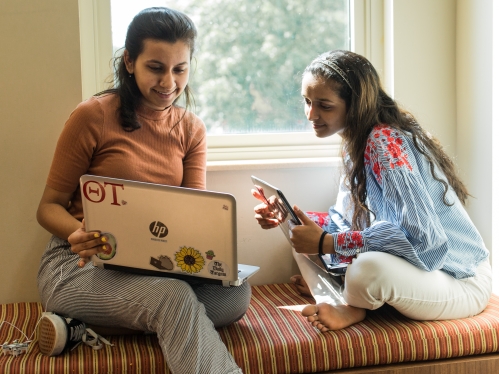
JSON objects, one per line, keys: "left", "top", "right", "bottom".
{"left": 207, "top": 156, "right": 342, "bottom": 171}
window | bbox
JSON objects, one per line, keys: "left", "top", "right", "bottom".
{"left": 79, "top": 0, "right": 382, "bottom": 161}
{"left": 111, "top": 0, "right": 349, "bottom": 136}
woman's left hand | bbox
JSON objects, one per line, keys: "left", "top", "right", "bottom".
{"left": 288, "top": 206, "right": 326, "bottom": 254}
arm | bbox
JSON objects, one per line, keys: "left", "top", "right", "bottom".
{"left": 288, "top": 206, "right": 334, "bottom": 254}
{"left": 37, "top": 185, "right": 105, "bottom": 267}
{"left": 181, "top": 118, "right": 207, "bottom": 189}
{"left": 37, "top": 98, "right": 105, "bottom": 266}
{"left": 328, "top": 126, "right": 449, "bottom": 271}
{"left": 36, "top": 185, "right": 80, "bottom": 239}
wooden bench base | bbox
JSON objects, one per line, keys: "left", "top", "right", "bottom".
{"left": 326, "top": 352, "right": 499, "bottom": 374}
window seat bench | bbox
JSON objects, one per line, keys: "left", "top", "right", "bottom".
{"left": 1, "top": 283, "right": 498, "bottom": 373}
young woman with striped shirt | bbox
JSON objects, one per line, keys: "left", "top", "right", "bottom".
{"left": 253, "top": 50, "right": 492, "bottom": 331}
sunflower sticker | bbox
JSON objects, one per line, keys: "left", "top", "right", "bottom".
{"left": 175, "top": 246, "right": 205, "bottom": 274}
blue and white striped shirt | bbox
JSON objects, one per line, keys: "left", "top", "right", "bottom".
{"left": 327, "top": 125, "right": 489, "bottom": 279}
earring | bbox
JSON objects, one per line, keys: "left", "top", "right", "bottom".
{"left": 128, "top": 73, "right": 132, "bottom": 78}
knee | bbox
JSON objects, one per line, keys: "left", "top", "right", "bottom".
{"left": 346, "top": 252, "right": 389, "bottom": 284}
{"left": 343, "top": 252, "right": 394, "bottom": 306}
{"left": 154, "top": 280, "right": 201, "bottom": 315}
{"left": 198, "top": 282, "right": 251, "bottom": 328}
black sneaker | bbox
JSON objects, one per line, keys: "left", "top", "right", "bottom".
{"left": 38, "top": 312, "right": 87, "bottom": 356}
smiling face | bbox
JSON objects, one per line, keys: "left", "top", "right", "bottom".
{"left": 301, "top": 72, "right": 347, "bottom": 138}
{"left": 124, "top": 39, "right": 191, "bottom": 111}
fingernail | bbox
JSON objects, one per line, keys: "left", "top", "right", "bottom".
{"left": 101, "top": 236, "right": 107, "bottom": 242}
{"left": 94, "top": 233, "right": 100, "bottom": 238}
{"left": 102, "top": 245, "right": 107, "bottom": 250}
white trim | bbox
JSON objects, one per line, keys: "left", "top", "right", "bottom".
{"left": 78, "top": 0, "right": 113, "bottom": 101}
{"left": 207, "top": 132, "right": 342, "bottom": 161}
{"left": 383, "top": 0, "right": 394, "bottom": 98}
{"left": 350, "top": 0, "right": 386, "bottom": 82}
{"left": 207, "top": 156, "right": 342, "bottom": 172}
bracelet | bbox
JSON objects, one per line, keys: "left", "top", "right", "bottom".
{"left": 318, "top": 230, "right": 328, "bottom": 256}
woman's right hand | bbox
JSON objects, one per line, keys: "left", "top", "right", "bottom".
{"left": 252, "top": 188, "right": 279, "bottom": 229}
{"left": 68, "top": 219, "right": 104, "bottom": 268}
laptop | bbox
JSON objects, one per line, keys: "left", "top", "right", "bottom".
{"left": 251, "top": 175, "right": 349, "bottom": 276}
{"left": 80, "top": 174, "right": 259, "bottom": 287}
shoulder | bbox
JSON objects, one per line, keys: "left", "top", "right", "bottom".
{"left": 172, "top": 106, "right": 207, "bottom": 137}
{"left": 70, "top": 93, "right": 118, "bottom": 121}
{"left": 62, "top": 94, "right": 120, "bottom": 140}
{"left": 367, "top": 124, "right": 408, "bottom": 148}
{"left": 364, "top": 124, "right": 414, "bottom": 181}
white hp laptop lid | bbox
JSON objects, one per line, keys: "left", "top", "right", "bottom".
{"left": 80, "top": 174, "right": 259, "bottom": 287}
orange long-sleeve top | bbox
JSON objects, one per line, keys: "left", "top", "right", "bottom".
{"left": 47, "top": 93, "right": 207, "bottom": 220}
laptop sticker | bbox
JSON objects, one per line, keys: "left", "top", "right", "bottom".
{"left": 207, "top": 260, "right": 230, "bottom": 278}
{"left": 205, "top": 250, "right": 216, "bottom": 260}
{"left": 175, "top": 246, "right": 205, "bottom": 274}
{"left": 97, "top": 233, "right": 117, "bottom": 260}
{"left": 150, "top": 255, "right": 174, "bottom": 270}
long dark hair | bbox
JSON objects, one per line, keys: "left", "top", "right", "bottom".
{"left": 304, "top": 50, "right": 469, "bottom": 230}
{"left": 98, "top": 7, "right": 197, "bottom": 131}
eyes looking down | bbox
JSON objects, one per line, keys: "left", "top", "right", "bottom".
{"left": 125, "top": 39, "right": 191, "bottom": 111}
{"left": 301, "top": 72, "right": 347, "bottom": 138}
{"left": 124, "top": 39, "right": 348, "bottom": 137}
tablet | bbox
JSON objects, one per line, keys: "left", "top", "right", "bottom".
{"left": 251, "top": 175, "right": 348, "bottom": 276}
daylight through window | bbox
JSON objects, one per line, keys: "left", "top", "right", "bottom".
{"left": 111, "top": 0, "right": 350, "bottom": 135}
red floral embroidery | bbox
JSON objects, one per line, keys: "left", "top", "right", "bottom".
{"left": 336, "top": 231, "right": 364, "bottom": 251}
{"left": 337, "top": 254, "right": 354, "bottom": 263}
{"left": 306, "top": 211, "right": 330, "bottom": 230}
{"left": 337, "top": 233, "right": 346, "bottom": 247}
{"left": 364, "top": 124, "right": 413, "bottom": 183}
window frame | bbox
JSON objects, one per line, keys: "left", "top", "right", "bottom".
{"left": 78, "top": 0, "right": 386, "bottom": 162}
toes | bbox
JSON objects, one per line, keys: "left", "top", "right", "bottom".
{"left": 307, "top": 315, "right": 318, "bottom": 323}
{"left": 302, "top": 304, "right": 318, "bottom": 317}
{"left": 312, "top": 320, "right": 330, "bottom": 332}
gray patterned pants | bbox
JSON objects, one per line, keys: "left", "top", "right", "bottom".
{"left": 38, "top": 236, "right": 250, "bottom": 374}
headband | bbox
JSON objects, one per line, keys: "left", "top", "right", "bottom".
{"left": 316, "top": 58, "right": 353, "bottom": 91}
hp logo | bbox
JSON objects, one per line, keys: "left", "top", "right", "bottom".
{"left": 149, "top": 221, "right": 168, "bottom": 238}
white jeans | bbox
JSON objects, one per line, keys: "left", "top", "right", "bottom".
{"left": 294, "top": 250, "right": 492, "bottom": 320}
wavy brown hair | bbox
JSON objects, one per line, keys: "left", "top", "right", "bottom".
{"left": 304, "top": 50, "right": 469, "bottom": 231}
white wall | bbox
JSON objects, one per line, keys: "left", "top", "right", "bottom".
{"left": 393, "top": 0, "right": 457, "bottom": 155}
{"left": 456, "top": 0, "right": 495, "bottom": 291}
{"left": 456, "top": 0, "right": 493, "bottom": 246}
{"left": 0, "top": 0, "right": 82, "bottom": 304}
{"left": 207, "top": 163, "right": 340, "bottom": 286}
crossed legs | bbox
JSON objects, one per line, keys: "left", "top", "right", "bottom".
{"left": 294, "top": 251, "right": 492, "bottom": 332}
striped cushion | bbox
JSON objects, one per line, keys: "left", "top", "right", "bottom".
{"left": 1, "top": 284, "right": 498, "bottom": 373}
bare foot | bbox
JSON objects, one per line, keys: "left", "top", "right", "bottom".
{"left": 301, "top": 303, "right": 366, "bottom": 332}
{"left": 290, "top": 274, "right": 313, "bottom": 297}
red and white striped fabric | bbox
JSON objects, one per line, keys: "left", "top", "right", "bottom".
{"left": 1, "top": 284, "right": 499, "bottom": 373}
